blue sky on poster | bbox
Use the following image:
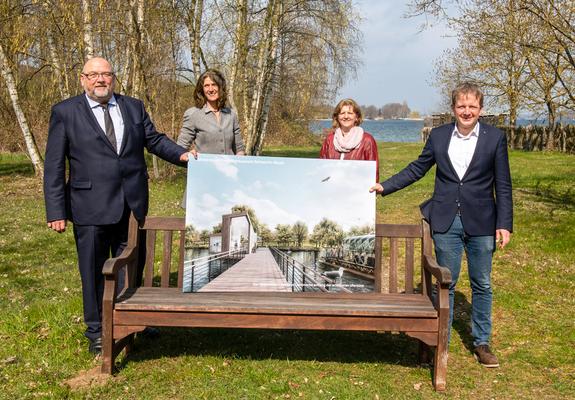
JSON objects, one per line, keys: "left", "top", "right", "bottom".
{"left": 185, "top": 155, "right": 376, "bottom": 232}
{"left": 337, "top": 0, "right": 458, "bottom": 115}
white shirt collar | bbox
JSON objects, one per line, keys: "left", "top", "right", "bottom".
{"left": 85, "top": 93, "right": 118, "bottom": 109}
{"left": 452, "top": 121, "right": 480, "bottom": 139}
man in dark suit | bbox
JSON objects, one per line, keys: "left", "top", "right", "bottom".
{"left": 370, "top": 82, "right": 512, "bottom": 368}
{"left": 44, "top": 57, "right": 190, "bottom": 354}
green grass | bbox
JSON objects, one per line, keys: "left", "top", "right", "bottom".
{"left": 0, "top": 146, "right": 574, "bottom": 399}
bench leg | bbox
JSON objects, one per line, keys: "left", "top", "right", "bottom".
{"left": 433, "top": 313, "right": 449, "bottom": 391}
{"left": 101, "top": 333, "right": 115, "bottom": 374}
{"left": 433, "top": 342, "right": 448, "bottom": 391}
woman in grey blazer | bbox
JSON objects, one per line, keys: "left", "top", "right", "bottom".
{"left": 177, "top": 69, "right": 245, "bottom": 156}
{"left": 177, "top": 69, "right": 245, "bottom": 207}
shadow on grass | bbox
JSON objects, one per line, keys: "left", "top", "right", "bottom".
{"left": 0, "top": 161, "right": 35, "bottom": 176}
{"left": 115, "top": 272, "right": 436, "bottom": 374}
{"left": 452, "top": 291, "right": 474, "bottom": 353}
{"left": 123, "top": 327, "right": 423, "bottom": 369}
{"left": 517, "top": 182, "right": 575, "bottom": 209}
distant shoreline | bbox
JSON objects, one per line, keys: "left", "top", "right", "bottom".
{"left": 309, "top": 119, "right": 423, "bottom": 143}
{"left": 313, "top": 117, "right": 425, "bottom": 121}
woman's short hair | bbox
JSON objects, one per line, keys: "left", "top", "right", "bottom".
{"left": 194, "top": 69, "right": 228, "bottom": 109}
{"left": 332, "top": 98, "right": 363, "bottom": 129}
{"left": 451, "top": 82, "right": 484, "bottom": 108}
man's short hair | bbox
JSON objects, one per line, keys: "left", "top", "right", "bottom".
{"left": 451, "top": 82, "right": 484, "bottom": 108}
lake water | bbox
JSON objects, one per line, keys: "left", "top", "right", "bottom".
{"left": 277, "top": 250, "right": 374, "bottom": 293}
{"left": 310, "top": 119, "right": 423, "bottom": 142}
{"left": 310, "top": 117, "right": 574, "bottom": 143}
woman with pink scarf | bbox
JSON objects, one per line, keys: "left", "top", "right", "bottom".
{"left": 319, "top": 98, "right": 379, "bottom": 181}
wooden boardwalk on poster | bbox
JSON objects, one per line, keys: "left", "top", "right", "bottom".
{"left": 199, "top": 248, "right": 291, "bottom": 292}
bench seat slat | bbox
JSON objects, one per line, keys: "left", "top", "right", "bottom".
{"left": 114, "top": 311, "right": 438, "bottom": 332}
{"left": 114, "top": 288, "right": 437, "bottom": 318}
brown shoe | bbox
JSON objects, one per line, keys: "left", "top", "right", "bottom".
{"left": 474, "top": 345, "right": 499, "bottom": 368}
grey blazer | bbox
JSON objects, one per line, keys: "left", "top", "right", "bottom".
{"left": 177, "top": 105, "right": 245, "bottom": 154}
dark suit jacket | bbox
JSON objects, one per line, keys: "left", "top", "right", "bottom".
{"left": 381, "top": 123, "right": 513, "bottom": 236}
{"left": 44, "top": 93, "right": 186, "bottom": 225}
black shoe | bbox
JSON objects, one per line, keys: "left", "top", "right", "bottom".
{"left": 88, "top": 337, "right": 102, "bottom": 355}
{"left": 140, "top": 327, "right": 160, "bottom": 339}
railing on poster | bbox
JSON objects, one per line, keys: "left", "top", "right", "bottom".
{"left": 269, "top": 247, "right": 352, "bottom": 293}
{"left": 183, "top": 248, "right": 247, "bottom": 292}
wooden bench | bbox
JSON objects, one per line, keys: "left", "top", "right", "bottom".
{"left": 101, "top": 214, "right": 452, "bottom": 391}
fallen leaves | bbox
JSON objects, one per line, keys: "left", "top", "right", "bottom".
{"left": 2, "top": 355, "right": 18, "bottom": 364}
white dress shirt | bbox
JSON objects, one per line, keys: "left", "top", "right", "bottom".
{"left": 85, "top": 94, "right": 125, "bottom": 154}
{"left": 448, "top": 122, "right": 480, "bottom": 180}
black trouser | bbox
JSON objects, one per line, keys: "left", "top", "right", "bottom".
{"left": 73, "top": 207, "right": 131, "bottom": 340}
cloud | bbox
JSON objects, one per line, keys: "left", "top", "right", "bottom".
{"left": 339, "top": 0, "right": 458, "bottom": 113}
{"left": 226, "top": 189, "right": 303, "bottom": 228}
{"left": 200, "top": 193, "right": 220, "bottom": 208}
{"left": 186, "top": 156, "right": 376, "bottom": 233}
{"left": 209, "top": 158, "right": 239, "bottom": 180}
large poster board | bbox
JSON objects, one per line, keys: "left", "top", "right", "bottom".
{"left": 183, "top": 154, "right": 376, "bottom": 293}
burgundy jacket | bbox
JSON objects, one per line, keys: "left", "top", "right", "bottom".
{"left": 319, "top": 131, "right": 380, "bottom": 181}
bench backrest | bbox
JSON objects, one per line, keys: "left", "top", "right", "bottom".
{"left": 128, "top": 215, "right": 186, "bottom": 288}
{"left": 374, "top": 221, "right": 433, "bottom": 294}
{"left": 129, "top": 214, "right": 433, "bottom": 293}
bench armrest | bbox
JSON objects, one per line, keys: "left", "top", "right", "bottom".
{"left": 422, "top": 253, "right": 452, "bottom": 285}
{"left": 102, "top": 245, "right": 138, "bottom": 277}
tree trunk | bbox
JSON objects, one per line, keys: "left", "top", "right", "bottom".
{"left": 121, "top": 3, "right": 136, "bottom": 92}
{"left": 254, "top": 49, "right": 280, "bottom": 155}
{"left": 47, "top": 32, "right": 70, "bottom": 100}
{"left": 130, "top": 0, "right": 160, "bottom": 178}
{"left": 184, "top": 0, "right": 204, "bottom": 82}
{"left": 228, "top": 0, "right": 248, "bottom": 111}
{"left": 82, "top": 0, "right": 94, "bottom": 59}
{"left": 192, "top": 0, "right": 203, "bottom": 82}
{"left": 545, "top": 99, "right": 556, "bottom": 150}
{"left": 0, "top": 42, "right": 44, "bottom": 177}
{"left": 244, "top": 0, "right": 281, "bottom": 155}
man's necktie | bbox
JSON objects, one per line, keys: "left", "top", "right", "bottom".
{"left": 101, "top": 103, "right": 117, "bottom": 152}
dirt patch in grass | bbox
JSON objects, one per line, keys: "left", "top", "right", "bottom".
{"left": 63, "top": 365, "right": 114, "bottom": 391}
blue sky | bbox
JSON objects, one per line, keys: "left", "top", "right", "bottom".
{"left": 185, "top": 155, "right": 376, "bottom": 232}
{"left": 338, "top": 0, "right": 457, "bottom": 115}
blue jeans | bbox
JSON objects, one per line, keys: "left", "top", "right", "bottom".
{"left": 432, "top": 215, "right": 495, "bottom": 347}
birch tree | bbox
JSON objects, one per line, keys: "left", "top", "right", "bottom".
{"left": 81, "top": 0, "right": 94, "bottom": 59}
{"left": 0, "top": 0, "right": 364, "bottom": 165}
{"left": 0, "top": 42, "right": 44, "bottom": 176}
{"left": 243, "top": 0, "right": 282, "bottom": 155}
{"left": 228, "top": 0, "right": 248, "bottom": 111}
{"left": 229, "top": 0, "right": 361, "bottom": 154}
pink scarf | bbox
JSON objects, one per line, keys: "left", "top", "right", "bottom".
{"left": 333, "top": 126, "right": 364, "bottom": 153}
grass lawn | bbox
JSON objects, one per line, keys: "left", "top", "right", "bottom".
{"left": 0, "top": 144, "right": 573, "bottom": 399}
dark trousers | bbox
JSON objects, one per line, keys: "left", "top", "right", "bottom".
{"left": 73, "top": 207, "right": 131, "bottom": 340}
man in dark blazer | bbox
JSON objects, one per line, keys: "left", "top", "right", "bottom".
{"left": 370, "top": 82, "right": 512, "bottom": 368}
{"left": 44, "top": 57, "right": 190, "bottom": 354}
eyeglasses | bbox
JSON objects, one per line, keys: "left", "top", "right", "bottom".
{"left": 82, "top": 72, "right": 115, "bottom": 80}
